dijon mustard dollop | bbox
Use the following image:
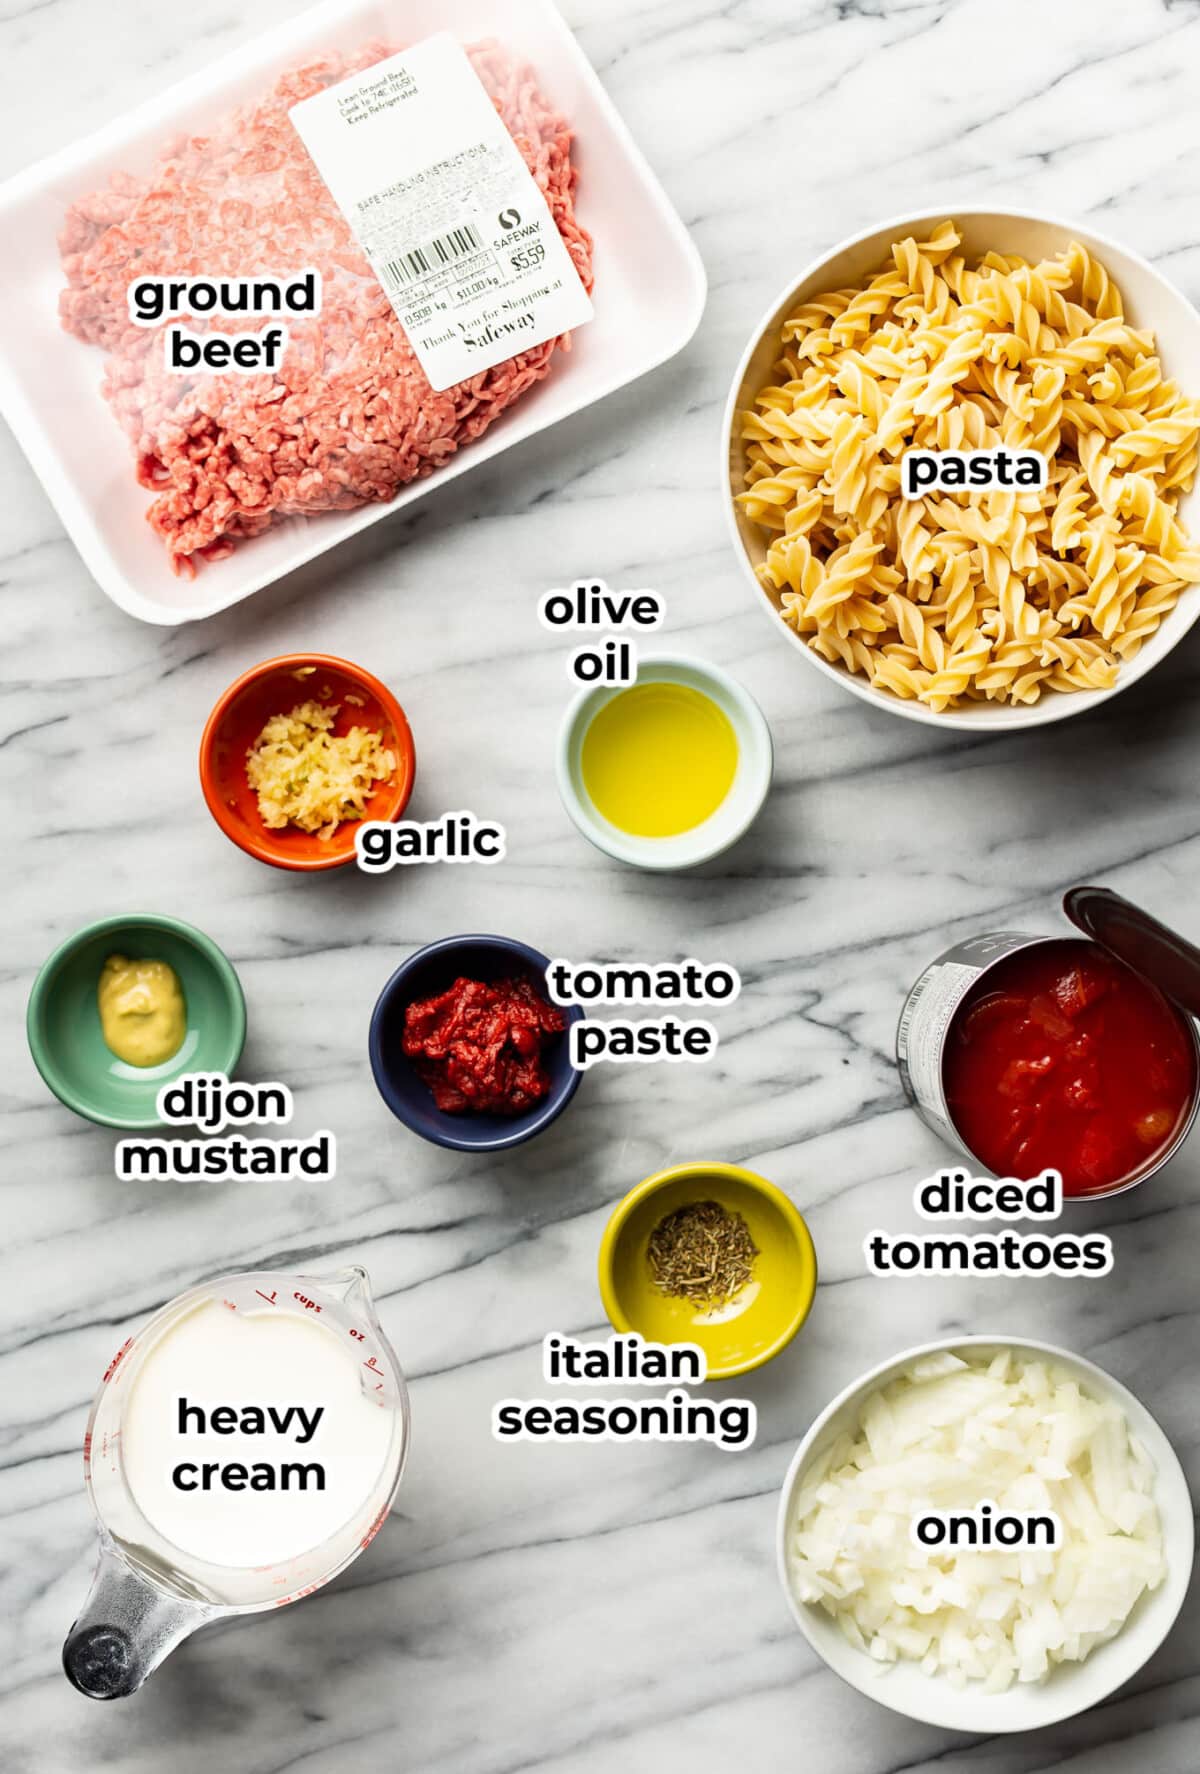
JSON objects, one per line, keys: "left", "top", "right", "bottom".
{"left": 97, "top": 954, "right": 186, "bottom": 1068}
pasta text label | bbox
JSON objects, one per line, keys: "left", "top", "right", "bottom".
{"left": 902, "top": 448, "right": 1047, "bottom": 498}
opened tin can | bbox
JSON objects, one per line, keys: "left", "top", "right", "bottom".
{"left": 897, "top": 887, "right": 1200, "bottom": 1200}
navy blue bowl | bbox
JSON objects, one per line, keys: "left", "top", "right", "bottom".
{"left": 368, "top": 935, "right": 584, "bottom": 1152}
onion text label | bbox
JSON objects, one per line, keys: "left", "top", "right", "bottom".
{"left": 911, "top": 1503, "right": 1060, "bottom": 1550}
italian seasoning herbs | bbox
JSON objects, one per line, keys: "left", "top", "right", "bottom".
{"left": 647, "top": 1199, "right": 759, "bottom": 1309}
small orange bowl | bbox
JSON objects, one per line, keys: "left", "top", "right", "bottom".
{"left": 200, "top": 653, "right": 416, "bottom": 871}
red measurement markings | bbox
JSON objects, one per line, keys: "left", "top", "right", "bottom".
{"left": 360, "top": 1502, "right": 391, "bottom": 1550}
{"left": 102, "top": 1338, "right": 133, "bottom": 1384}
{"left": 294, "top": 1293, "right": 323, "bottom": 1313}
{"left": 82, "top": 1430, "right": 92, "bottom": 1475}
{"left": 221, "top": 1297, "right": 238, "bottom": 1312}
{"left": 255, "top": 1290, "right": 278, "bottom": 1306}
{"left": 278, "top": 1581, "right": 322, "bottom": 1606}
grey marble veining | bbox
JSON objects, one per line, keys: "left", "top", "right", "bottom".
{"left": 3, "top": 0, "right": 1200, "bottom": 1769}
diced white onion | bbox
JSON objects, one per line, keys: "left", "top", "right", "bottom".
{"left": 789, "top": 1351, "right": 1165, "bottom": 1687}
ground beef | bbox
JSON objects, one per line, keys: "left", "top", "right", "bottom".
{"left": 58, "top": 40, "right": 593, "bottom": 575}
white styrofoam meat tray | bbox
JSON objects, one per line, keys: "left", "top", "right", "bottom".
{"left": 0, "top": 0, "right": 706, "bottom": 623}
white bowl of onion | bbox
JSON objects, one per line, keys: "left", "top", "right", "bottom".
{"left": 776, "top": 1336, "right": 1193, "bottom": 1732}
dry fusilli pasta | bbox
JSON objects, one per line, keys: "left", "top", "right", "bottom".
{"left": 737, "top": 221, "right": 1200, "bottom": 711}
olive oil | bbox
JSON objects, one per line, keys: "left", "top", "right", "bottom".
{"left": 580, "top": 682, "right": 738, "bottom": 837}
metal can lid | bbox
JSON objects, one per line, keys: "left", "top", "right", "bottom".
{"left": 1063, "top": 885, "right": 1200, "bottom": 1020}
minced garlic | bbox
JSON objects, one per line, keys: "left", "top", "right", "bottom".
{"left": 245, "top": 700, "right": 395, "bottom": 840}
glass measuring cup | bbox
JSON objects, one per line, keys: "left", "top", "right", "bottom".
{"left": 63, "top": 1265, "right": 409, "bottom": 1699}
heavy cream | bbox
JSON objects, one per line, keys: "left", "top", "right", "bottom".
{"left": 121, "top": 1301, "right": 394, "bottom": 1568}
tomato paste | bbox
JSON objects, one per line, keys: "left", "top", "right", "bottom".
{"left": 944, "top": 940, "right": 1197, "bottom": 1197}
{"left": 402, "top": 976, "right": 565, "bottom": 1116}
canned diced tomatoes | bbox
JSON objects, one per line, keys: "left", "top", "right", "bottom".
{"left": 943, "top": 940, "right": 1197, "bottom": 1197}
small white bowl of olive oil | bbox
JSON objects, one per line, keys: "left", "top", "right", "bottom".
{"left": 556, "top": 653, "right": 773, "bottom": 870}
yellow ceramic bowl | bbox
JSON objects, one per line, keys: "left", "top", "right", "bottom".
{"left": 597, "top": 1162, "right": 818, "bottom": 1380}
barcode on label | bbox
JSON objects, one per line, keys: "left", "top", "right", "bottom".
{"left": 382, "top": 222, "right": 485, "bottom": 288}
{"left": 896, "top": 971, "right": 930, "bottom": 1057}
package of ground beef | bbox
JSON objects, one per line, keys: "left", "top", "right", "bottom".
{"left": 57, "top": 36, "right": 595, "bottom": 577}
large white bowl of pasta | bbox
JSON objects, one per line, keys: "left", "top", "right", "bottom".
{"left": 724, "top": 209, "right": 1200, "bottom": 729}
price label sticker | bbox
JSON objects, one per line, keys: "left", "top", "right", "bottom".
{"left": 290, "top": 34, "right": 593, "bottom": 391}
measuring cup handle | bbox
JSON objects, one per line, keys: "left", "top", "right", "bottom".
{"left": 63, "top": 1541, "right": 212, "bottom": 1700}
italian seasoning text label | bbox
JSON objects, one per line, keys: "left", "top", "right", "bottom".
{"left": 492, "top": 1334, "right": 756, "bottom": 1451}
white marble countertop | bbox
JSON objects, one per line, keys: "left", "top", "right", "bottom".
{"left": 4, "top": 0, "right": 1200, "bottom": 1768}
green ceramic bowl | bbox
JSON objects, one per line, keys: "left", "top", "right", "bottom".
{"left": 27, "top": 914, "right": 246, "bottom": 1130}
